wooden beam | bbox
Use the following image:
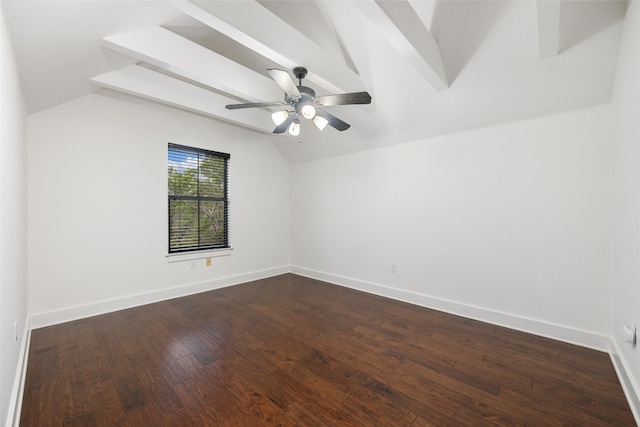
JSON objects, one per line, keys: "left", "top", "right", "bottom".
{"left": 90, "top": 65, "right": 275, "bottom": 134}
{"left": 102, "top": 26, "right": 282, "bottom": 103}
{"left": 173, "top": 0, "right": 365, "bottom": 94}
{"left": 354, "top": 0, "right": 448, "bottom": 91}
{"left": 536, "top": 0, "right": 562, "bottom": 59}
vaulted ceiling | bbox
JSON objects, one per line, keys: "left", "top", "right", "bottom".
{"left": 2, "top": 0, "right": 627, "bottom": 162}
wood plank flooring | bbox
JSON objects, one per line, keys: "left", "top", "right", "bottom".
{"left": 20, "top": 274, "right": 635, "bottom": 426}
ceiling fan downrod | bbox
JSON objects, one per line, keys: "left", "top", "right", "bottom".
{"left": 293, "top": 66, "right": 308, "bottom": 87}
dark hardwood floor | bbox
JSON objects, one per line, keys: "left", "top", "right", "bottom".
{"left": 20, "top": 274, "right": 635, "bottom": 426}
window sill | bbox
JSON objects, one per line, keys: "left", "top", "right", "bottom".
{"left": 166, "top": 248, "right": 233, "bottom": 263}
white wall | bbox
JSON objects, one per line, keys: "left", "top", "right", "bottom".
{"left": 0, "top": 3, "right": 28, "bottom": 426}
{"left": 27, "top": 93, "right": 290, "bottom": 323}
{"left": 611, "top": 0, "right": 640, "bottom": 415}
{"left": 291, "top": 104, "right": 612, "bottom": 348}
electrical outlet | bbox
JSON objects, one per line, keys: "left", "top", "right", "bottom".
{"left": 390, "top": 262, "right": 397, "bottom": 273}
{"left": 623, "top": 324, "right": 636, "bottom": 345}
{"left": 206, "top": 257, "right": 212, "bottom": 267}
{"left": 190, "top": 260, "right": 196, "bottom": 269}
{"left": 13, "top": 321, "right": 18, "bottom": 344}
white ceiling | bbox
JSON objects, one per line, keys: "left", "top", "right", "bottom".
{"left": 2, "top": 0, "right": 627, "bottom": 163}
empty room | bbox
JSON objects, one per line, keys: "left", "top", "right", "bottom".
{"left": 1, "top": 0, "right": 639, "bottom": 425}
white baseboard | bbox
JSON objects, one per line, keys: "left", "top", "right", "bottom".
{"left": 609, "top": 340, "right": 640, "bottom": 425}
{"left": 291, "top": 266, "right": 611, "bottom": 351}
{"left": 29, "top": 266, "right": 290, "bottom": 329}
{"left": 5, "top": 317, "right": 31, "bottom": 427}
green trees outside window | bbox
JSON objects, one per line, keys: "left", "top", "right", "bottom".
{"left": 168, "top": 144, "right": 230, "bottom": 253}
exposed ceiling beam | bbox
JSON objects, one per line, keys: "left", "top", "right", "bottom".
{"left": 536, "top": 0, "right": 562, "bottom": 59}
{"left": 407, "top": 0, "right": 438, "bottom": 32}
{"left": 354, "top": 0, "right": 448, "bottom": 91}
{"left": 102, "top": 26, "right": 282, "bottom": 103}
{"left": 172, "top": 0, "right": 365, "bottom": 94}
{"left": 90, "top": 65, "right": 274, "bottom": 134}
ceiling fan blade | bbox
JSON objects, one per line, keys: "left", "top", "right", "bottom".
{"left": 268, "top": 69, "right": 301, "bottom": 98}
{"left": 225, "top": 101, "right": 286, "bottom": 110}
{"left": 316, "top": 91, "right": 372, "bottom": 107}
{"left": 273, "top": 113, "right": 295, "bottom": 134}
{"left": 316, "top": 109, "right": 350, "bottom": 131}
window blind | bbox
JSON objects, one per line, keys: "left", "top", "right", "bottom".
{"left": 168, "top": 143, "right": 230, "bottom": 253}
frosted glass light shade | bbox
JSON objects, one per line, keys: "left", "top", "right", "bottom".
{"left": 271, "top": 110, "right": 289, "bottom": 125}
{"left": 313, "top": 115, "right": 328, "bottom": 131}
{"left": 301, "top": 104, "right": 316, "bottom": 120}
{"left": 288, "top": 121, "right": 300, "bottom": 136}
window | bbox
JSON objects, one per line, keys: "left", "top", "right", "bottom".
{"left": 168, "top": 143, "right": 230, "bottom": 253}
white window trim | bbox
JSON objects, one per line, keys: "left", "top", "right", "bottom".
{"left": 166, "top": 247, "right": 233, "bottom": 263}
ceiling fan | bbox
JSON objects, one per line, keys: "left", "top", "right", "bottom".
{"left": 225, "top": 67, "right": 371, "bottom": 136}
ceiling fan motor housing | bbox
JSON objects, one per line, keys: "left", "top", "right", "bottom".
{"left": 297, "top": 86, "right": 316, "bottom": 104}
{"left": 296, "top": 86, "right": 317, "bottom": 119}
{"left": 284, "top": 84, "right": 316, "bottom": 117}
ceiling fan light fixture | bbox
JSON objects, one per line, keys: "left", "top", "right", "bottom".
{"left": 313, "top": 115, "right": 328, "bottom": 131}
{"left": 301, "top": 104, "right": 316, "bottom": 120}
{"left": 271, "top": 110, "right": 289, "bottom": 126}
{"left": 288, "top": 119, "right": 300, "bottom": 136}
